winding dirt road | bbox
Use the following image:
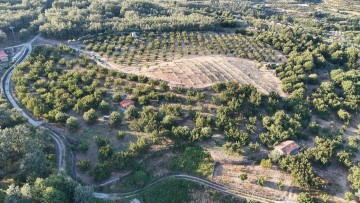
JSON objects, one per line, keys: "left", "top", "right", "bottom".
{"left": 0, "top": 35, "right": 67, "bottom": 172}
{"left": 1, "top": 38, "right": 295, "bottom": 203}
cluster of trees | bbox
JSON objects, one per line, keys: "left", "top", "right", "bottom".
{"left": 82, "top": 31, "right": 279, "bottom": 67}
{"left": 0, "top": 123, "right": 54, "bottom": 183}
{"left": 1, "top": 174, "right": 94, "bottom": 203}
{"left": 312, "top": 67, "right": 359, "bottom": 123}
{"left": 38, "top": 0, "right": 217, "bottom": 39}
{"left": 0, "top": 98, "right": 88, "bottom": 202}
{"left": 0, "top": 0, "right": 51, "bottom": 41}
{"left": 169, "top": 146, "right": 214, "bottom": 177}
{"left": 90, "top": 137, "right": 148, "bottom": 182}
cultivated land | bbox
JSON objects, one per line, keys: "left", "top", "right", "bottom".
{"left": 108, "top": 55, "right": 285, "bottom": 95}
{"left": 75, "top": 31, "right": 286, "bottom": 96}
{"left": 1, "top": 0, "right": 360, "bottom": 203}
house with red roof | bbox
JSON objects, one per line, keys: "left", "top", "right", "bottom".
{"left": 0, "top": 49, "right": 8, "bottom": 62}
{"left": 273, "top": 140, "right": 300, "bottom": 156}
{"left": 119, "top": 99, "right": 135, "bottom": 109}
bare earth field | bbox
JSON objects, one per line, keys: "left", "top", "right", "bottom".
{"left": 106, "top": 55, "right": 286, "bottom": 96}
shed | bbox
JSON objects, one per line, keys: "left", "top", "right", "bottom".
{"left": 120, "top": 99, "right": 135, "bottom": 109}
{"left": 273, "top": 140, "right": 300, "bottom": 156}
{"left": 0, "top": 49, "right": 8, "bottom": 62}
{"left": 131, "top": 32, "right": 137, "bottom": 38}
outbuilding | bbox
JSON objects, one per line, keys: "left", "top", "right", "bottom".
{"left": 120, "top": 99, "right": 135, "bottom": 109}
{"left": 0, "top": 49, "right": 8, "bottom": 62}
{"left": 273, "top": 140, "right": 300, "bottom": 156}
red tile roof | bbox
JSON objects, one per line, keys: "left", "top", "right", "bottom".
{"left": 274, "top": 140, "right": 300, "bottom": 155}
{"left": 0, "top": 49, "right": 8, "bottom": 58}
{"left": 119, "top": 99, "right": 135, "bottom": 108}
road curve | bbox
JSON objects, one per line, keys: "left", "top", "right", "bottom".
{"left": 2, "top": 40, "right": 293, "bottom": 203}
{"left": 0, "top": 35, "right": 67, "bottom": 172}
{"left": 94, "top": 174, "right": 290, "bottom": 203}
{"left": 66, "top": 45, "right": 296, "bottom": 203}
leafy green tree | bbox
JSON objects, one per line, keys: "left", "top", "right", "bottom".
{"left": 134, "top": 170, "right": 147, "bottom": 186}
{"left": 338, "top": 109, "right": 351, "bottom": 125}
{"left": 345, "top": 192, "right": 353, "bottom": 201}
{"left": 83, "top": 108, "right": 98, "bottom": 124}
{"left": 66, "top": 117, "right": 80, "bottom": 131}
{"left": 98, "top": 100, "right": 110, "bottom": 113}
{"left": 112, "top": 93, "right": 122, "bottom": 102}
{"left": 280, "top": 154, "right": 319, "bottom": 188}
{"left": 124, "top": 105, "right": 139, "bottom": 120}
{"left": 98, "top": 144, "right": 113, "bottom": 161}
{"left": 109, "top": 111, "right": 121, "bottom": 127}
{"left": 55, "top": 112, "right": 68, "bottom": 124}
{"left": 297, "top": 192, "right": 315, "bottom": 203}
{"left": 20, "top": 149, "right": 50, "bottom": 181}
{"left": 256, "top": 176, "right": 266, "bottom": 186}
{"left": 260, "top": 110, "right": 302, "bottom": 147}
{"left": 320, "top": 193, "right": 330, "bottom": 203}
{"left": 116, "top": 131, "right": 125, "bottom": 140}
{"left": 76, "top": 160, "right": 91, "bottom": 172}
{"left": 238, "top": 173, "right": 248, "bottom": 181}
{"left": 308, "top": 137, "right": 336, "bottom": 165}
{"left": 348, "top": 164, "right": 360, "bottom": 196}
{"left": 90, "top": 163, "right": 112, "bottom": 182}
{"left": 74, "top": 186, "right": 95, "bottom": 203}
{"left": 260, "top": 159, "right": 272, "bottom": 169}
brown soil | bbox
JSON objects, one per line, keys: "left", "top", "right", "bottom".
{"left": 106, "top": 55, "right": 286, "bottom": 96}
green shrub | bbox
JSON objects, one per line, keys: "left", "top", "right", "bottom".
{"left": 116, "top": 131, "right": 125, "bottom": 140}
{"left": 170, "top": 146, "right": 214, "bottom": 177}
{"left": 77, "top": 160, "right": 91, "bottom": 171}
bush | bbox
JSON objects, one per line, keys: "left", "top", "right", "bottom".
{"left": 66, "top": 116, "right": 80, "bottom": 131}
{"left": 98, "top": 144, "right": 113, "bottom": 161}
{"left": 78, "top": 142, "right": 89, "bottom": 153}
{"left": 83, "top": 108, "right": 98, "bottom": 124}
{"left": 98, "top": 100, "right": 110, "bottom": 113}
{"left": 112, "top": 93, "right": 122, "bottom": 102}
{"left": 238, "top": 173, "right": 248, "bottom": 181}
{"left": 90, "top": 162, "right": 112, "bottom": 182}
{"left": 109, "top": 111, "right": 122, "bottom": 127}
{"left": 77, "top": 160, "right": 91, "bottom": 171}
{"left": 170, "top": 146, "right": 214, "bottom": 177}
{"left": 143, "top": 179, "right": 194, "bottom": 203}
{"left": 297, "top": 192, "right": 315, "bottom": 203}
{"left": 116, "top": 131, "right": 125, "bottom": 140}
{"left": 55, "top": 112, "right": 68, "bottom": 124}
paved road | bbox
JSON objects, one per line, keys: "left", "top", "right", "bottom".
{"left": 0, "top": 35, "right": 67, "bottom": 172}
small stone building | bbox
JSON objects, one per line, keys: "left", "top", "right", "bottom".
{"left": 119, "top": 99, "right": 135, "bottom": 109}
{"left": 273, "top": 140, "right": 300, "bottom": 156}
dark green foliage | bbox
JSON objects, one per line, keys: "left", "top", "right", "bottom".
{"left": 76, "top": 160, "right": 91, "bottom": 172}
{"left": 170, "top": 146, "right": 214, "bottom": 177}
{"left": 297, "top": 192, "right": 316, "bottom": 203}
{"left": 66, "top": 116, "right": 80, "bottom": 132}
{"left": 260, "top": 110, "right": 302, "bottom": 147}
{"left": 90, "top": 162, "right": 112, "bottom": 182}
{"left": 280, "top": 154, "right": 319, "bottom": 189}
{"left": 83, "top": 108, "right": 98, "bottom": 124}
{"left": 143, "top": 179, "right": 194, "bottom": 203}
{"left": 109, "top": 111, "right": 122, "bottom": 127}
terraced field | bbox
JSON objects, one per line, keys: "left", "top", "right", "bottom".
{"left": 105, "top": 55, "right": 285, "bottom": 96}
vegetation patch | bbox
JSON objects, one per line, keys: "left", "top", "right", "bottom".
{"left": 170, "top": 146, "right": 214, "bottom": 178}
